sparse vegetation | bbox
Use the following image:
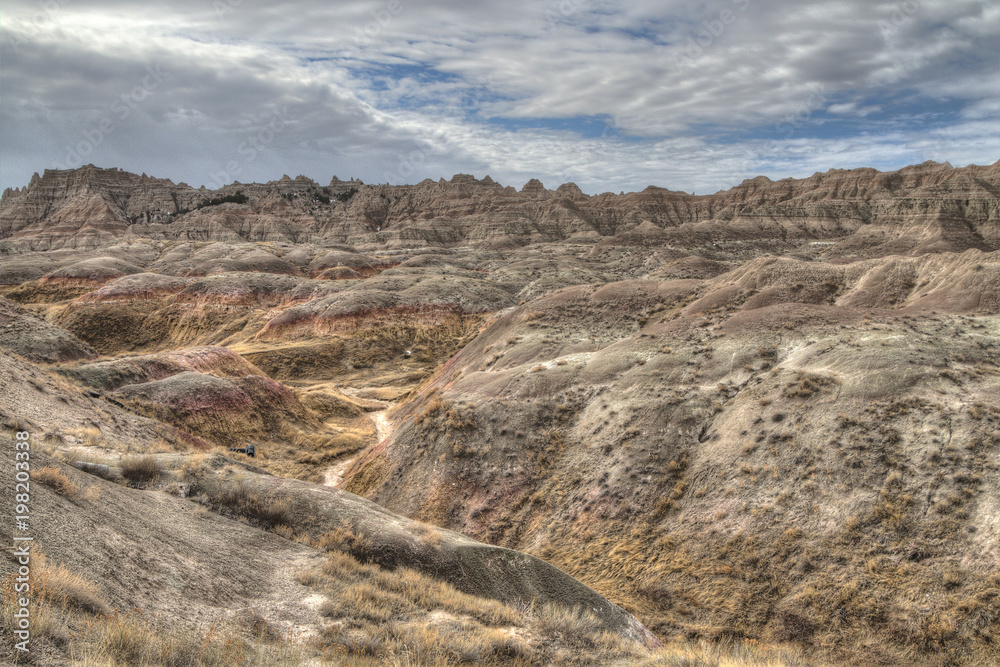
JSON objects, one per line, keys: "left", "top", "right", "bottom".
{"left": 120, "top": 454, "right": 161, "bottom": 487}
{"left": 782, "top": 371, "right": 837, "bottom": 399}
{"left": 198, "top": 192, "right": 249, "bottom": 208}
{"left": 32, "top": 466, "right": 79, "bottom": 496}
{"left": 288, "top": 548, "right": 815, "bottom": 666}
{"left": 3, "top": 161, "right": 999, "bottom": 667}
{"left": 80, "top": 610, "right": 306, "bottom": 666}
{"left": 185, "top": 471, "right": 296, "bottom": 529}
{"left": 336, "top": 186, "right": 358, "bottom": 202}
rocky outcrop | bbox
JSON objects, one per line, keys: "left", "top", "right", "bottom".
{"left": 3, "top": 161, "right": 996, "bottom": 255}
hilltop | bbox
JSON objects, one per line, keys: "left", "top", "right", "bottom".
{"left": 2, "top": 161, "right": 996, "bottom": 255}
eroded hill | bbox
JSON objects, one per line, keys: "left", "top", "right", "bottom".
{"left": 2, "top": 160, "right": 997, "bottom": 256}
{"left": 1, "top": 161, "right": 998, "bottom": 666}
{"left": 346, "top": 251, "right": 1000, "bottom": 665}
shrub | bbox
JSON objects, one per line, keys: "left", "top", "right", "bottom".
{"left": 82, "top": 426, "right": 103, "bottom": 447}
{"left": 120, "top": 454, "right": 161, "bottom": 486}
{"left": 783, "top": 372, "right": 838, "bottom": 399}
{"left": 411, "top": 522, "right": 445, "bottom": 547}
{"left": 35, "top": 562, "right": 110, "bottom": 616}
{"left": 316, "top": 519, "right": 373, "bottom": 555}
{"left": 534, "top": 603, "right": 604, "bottom": 643}
{"left": 4, "top": 551, "right": 110, "bottom": 617}
{"left": 209, "top": 476, "right": 294, "bottom": 528}
{"left": 33, "top": 466, "right": 78, "bottom": 496}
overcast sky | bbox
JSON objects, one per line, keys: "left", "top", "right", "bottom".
{"left": 1, "top": 0, "right": 996, "bottom": 195}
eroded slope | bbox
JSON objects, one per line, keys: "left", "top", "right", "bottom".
{"left": 344, "top": 251, "right": 1000, "bottom": 666}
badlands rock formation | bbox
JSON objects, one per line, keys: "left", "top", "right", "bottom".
{"left": 2, "top": 161, "right": 996, "bottom": 255}
{"left": 1, "top": 161, "right": 998, "bottom": 666}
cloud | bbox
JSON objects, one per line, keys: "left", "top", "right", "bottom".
{"left": 827, "top": 103, "right": 882, "bottom": 117}
{"left": 1, "top": 0, "right": 996, "bottom": 194}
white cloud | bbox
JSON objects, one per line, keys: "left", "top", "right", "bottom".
{"left": 827, "top": 103, "right": 882, "bottom": 117}
{"left": 0, "top": 0, "right": 996, "bottom": 194}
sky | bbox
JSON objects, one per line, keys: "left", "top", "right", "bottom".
{"left": 0, "top": 0, "right": 997, "bottom": 195}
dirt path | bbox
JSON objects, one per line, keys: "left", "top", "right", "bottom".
{"left": 371, "top": 408, "right": 391, "bottom": 442}
{"left": 323, "top": 408, "right": 392, "bottom": 488}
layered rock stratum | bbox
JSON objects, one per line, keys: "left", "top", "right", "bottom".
{"left": 1, "top": 161, "right": 998, "bottom": 666}
{"left": 2, "top": 161, "right": 997, "bottom": 255}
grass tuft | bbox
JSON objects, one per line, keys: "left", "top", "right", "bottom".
{"left": 204, "top": 475, "right": 295, "bottom": 529}
{"left": 32, "top": 466, "right": 79, "bottom": 496}
{"left": 120, "top": 454, "right": 161, "bottom": 486}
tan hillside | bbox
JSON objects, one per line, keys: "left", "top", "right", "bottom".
{"left": 1, "top": 161, "right": 997, "bottom": 666}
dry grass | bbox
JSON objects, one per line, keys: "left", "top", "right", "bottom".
{"left": 80, "top": 426, "right": 103, "bottom": 447}
{"left": 299, "top": 551, "right": 818, "bottom": 667}
{"left": 120, "top": 454, "right": 161, "bottom": 487}
{"left": 1, "top": 570, "right": 70, "bottom": 662}
{"left": 282, "top": 422, "right": 367, "bottom": 456}
{"left": 289, "top": 548, "right": 823, "bottom": 666}
{"left": 35, "top": 570, "right": 109, "bottom": 619}
{"left": 84, "top": 612, "right": 245, "bottom": 666}
{"left": 782, "top": 372, "right": 838, "bottom": 399}
{"left": 410, "top": 522, "right": 445, "bottom": 547}
{"left": 313, "top": 519, "right": 375, "bottom": 554}
{"left": 73, "top": 610, "right": 305, "bottom": 666}
{"left": 1, "top": 550, "right": 303, "bottom": 666}
{"left": 186, "top": 471, "right": 296, "bottom": 529}
{"left": 637, "top": 638, "right": 818, "bottom": 666}
{"left": 533, "top": 602, "right": 607, "bottom": 642}
{"left": 298, "top": 386, "right": 367, "bottom": 420}
{"left": 267, "top": 422, "right": 369, "bottom": 481}
{"left": 32, "top": 466, "right": 79, "bottom": 496}
{"left": 539, "top": 509, "right": 1000, "bottom": 667}
{"left": 15, "top": 551, "right": 110, "bottom": 616}
{"left": 414, "top": 397, "right": 477, "bottom": 433}
{"left": 299, "top": 550, "right": 569, "bottom": 664}
{"left": 1, "top": 550, "right": 106, "bottom": 663}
